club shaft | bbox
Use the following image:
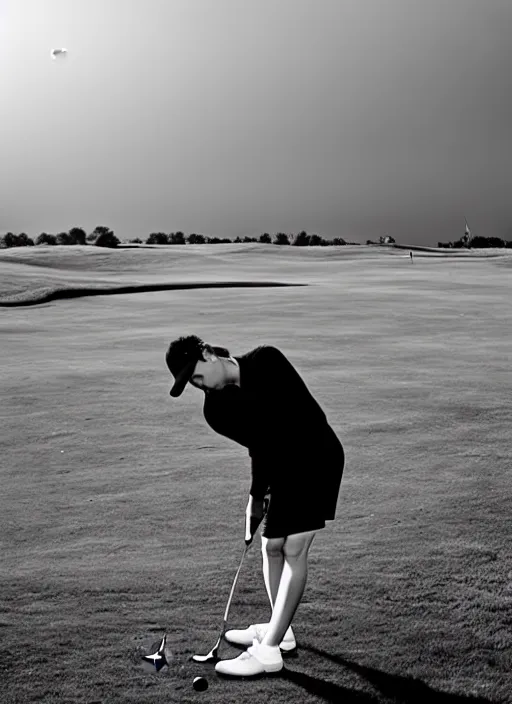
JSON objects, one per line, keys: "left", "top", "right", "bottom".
{"left": 222, "top": 543, "right": 249, "bottom": 622}
{"left": 192, "top": 542, "right": 251, "bottom": 661}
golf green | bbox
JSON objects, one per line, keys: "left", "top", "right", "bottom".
{"left": 1, "top": 244, "right": 510, "bottom": 703}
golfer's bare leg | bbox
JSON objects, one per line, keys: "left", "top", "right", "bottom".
{"left": 260, "top": 530, "right": 316, "bottom": 648}
{"left": 261, "top": 536, "right": 285, "bottom": 609}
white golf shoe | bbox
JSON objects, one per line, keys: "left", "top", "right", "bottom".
{"left": 224, "top": 623, "right": 297, "bottom": 652}
{"left": 215, "top": 639, "right": 283, "bottom": 677}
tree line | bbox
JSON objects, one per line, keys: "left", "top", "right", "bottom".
{"left": 0, "top": 226, "right": 118, "bottom": 249}
{"left": 0, "top": 227, "right": 353, "bottom": 249}
{"left": 438, "top": 236, "right": 512, "bottom": 249}
{"left": 4, "top": 227, "right": 512, "bottom": 251}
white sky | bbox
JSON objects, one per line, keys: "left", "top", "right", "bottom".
{"left": 1, "top": 0, "right": 511, "bottom": 245}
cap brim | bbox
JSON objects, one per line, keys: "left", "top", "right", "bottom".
{"left": 170, "top": 360, "right": 196, "bottom": 397}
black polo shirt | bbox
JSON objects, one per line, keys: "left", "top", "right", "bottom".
{"left": 203, "top": 345, "right": 343, "bottom": 500}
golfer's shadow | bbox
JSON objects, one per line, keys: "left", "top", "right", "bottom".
{"left": 281, "top": 645, "right": 494, "bottom": 704}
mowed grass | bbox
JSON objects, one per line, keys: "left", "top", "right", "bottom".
{"left": 0, "top": 245, "right": 511, "bottom": 703}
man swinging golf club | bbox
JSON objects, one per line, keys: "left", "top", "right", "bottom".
{"left": 166, "top": 335, "right": 345, "bottom": 677}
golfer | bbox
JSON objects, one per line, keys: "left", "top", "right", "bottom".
{"left": 166, "top": 335, "right": 345, "bottom": 677}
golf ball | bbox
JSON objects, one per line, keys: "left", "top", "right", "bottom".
{"left": 193, "top": 676, "right": 208, "bottom": 691}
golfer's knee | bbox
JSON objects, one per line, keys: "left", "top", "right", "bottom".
{"left": 283, "top": 531, "right": 316, "bottom": 560}
{"left": 262, "top": 536, "right": 285, "bottom": 558}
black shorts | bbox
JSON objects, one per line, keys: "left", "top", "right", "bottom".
{"left": 260, "top": 444, "right": 345, "bottom": 539}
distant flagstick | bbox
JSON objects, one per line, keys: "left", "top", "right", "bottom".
{"left": 463, "top": 216, "right": 472, "bottom": 246}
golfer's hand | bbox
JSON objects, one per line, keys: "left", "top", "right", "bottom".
{"left": 245, "top": 496, "right": 265, "bottom": 545}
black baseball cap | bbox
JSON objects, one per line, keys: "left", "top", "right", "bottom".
{"left": 166, "top": 335, "right": 207, "bottom": 397}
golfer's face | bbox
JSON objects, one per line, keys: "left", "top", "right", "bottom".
{"left": 190, "top": 358, "right": 224, "bottom": 392}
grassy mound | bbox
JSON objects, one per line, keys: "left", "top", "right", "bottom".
{"left": 0, "top": 245, "right": 312, "bottom": 306}
{"left": 1, "top": 244, "right": 509, "bottom": 306}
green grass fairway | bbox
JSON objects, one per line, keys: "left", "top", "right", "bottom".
{"left": 1, "top": 245, "right": 510, "bottom": 703}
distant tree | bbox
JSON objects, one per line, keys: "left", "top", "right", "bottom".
{"left": 146, "top": 232, "right": 168, "bottom": 245}
{"left": 243, "top": 236, "right": 258, "bottom": 243}
{"left": 332, "top": 237, "right": 346, "bottom": 246}
{"left": 0, "top": 232, "right": 42, "bottom": 247}
{"left": 95, "top": 231, "right": 119, "bottom": 248}
{"left": 129, "top": 237, "right": 143, "bottom": 243}
{"left": 309, "top": 234, "right": 324, "bottom": 246}
{"left": 87, "top": 226, "right": 111, "bottom": 244}
{"left": 207, "top": 236, "right": 231, "bottom": 243}
{"left": 470, "top": 236, "right": 505, "bottom": 248}
{"left": 293, "top": 231, "right": 310, "bottom": 246}
{"left": 168, "top": 232, "right": 186, "bottom": 244}
{"left": 366, "top": 240, "right": 374, "bottom": 245}
{"left": 234, "top": 236, "right": 242, "bottom": 243}
{"left": 1, "top": 232, "right": 34, "bottom": 247}
{"left": 92, "top": 226, "right": 111, "bottom": 239}
{"left": 57, "top": 232, "right": 75, "bottom": 245}
{"left": 187, "top": 233, "right": 206, "bottom": 244}
{"left": 259, "top": 233, "right": 271, "bottom": 244}
{"left": 274, "top": 233, "right": 291, "bottom": 245}
{"left": 36, "top": 233, "right": 57, "bottom": 246}
{"left": 69, "top": 227, "right": 86, "bottom": 245}
{"left": 15, "top": 233, "right": 35, "bottom": 246}
{"left": 1, "top": 232, "right": 17, "bottom": 248}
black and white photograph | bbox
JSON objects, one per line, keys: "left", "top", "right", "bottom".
{"left": 1, "top": 1, "right": 511, "bottom": 702}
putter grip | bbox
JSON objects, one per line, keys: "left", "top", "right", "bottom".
{"left": 244, "top": 516, "right": 261, "bottom": 545}
{"left": 244, "top": 498, "right": 269, "bottom": 545}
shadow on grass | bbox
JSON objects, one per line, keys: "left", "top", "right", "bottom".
{"left": 0, "top": 281, "right": 307, "bottom": 307}
{"left": 281, "top": 645, "right": 495, "bottom": 704}
{"left": 282, "top": 668, "right": 381, "bottom": 703}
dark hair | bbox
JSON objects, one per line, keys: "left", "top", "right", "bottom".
{"left": 209, "top": 344, "right": 231, "bottom": 358}
{"left": 166, "top": 336, "right": 231, "bottom": 371}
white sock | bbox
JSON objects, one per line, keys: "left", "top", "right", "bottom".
{"left": 261, "top": 623, "right": 294, "bottom": 639}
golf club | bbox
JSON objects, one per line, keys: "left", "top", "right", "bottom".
{"left": 141, "top": 633, "right": 169, "bottom": 672}
{"left": 192, "top": 499, "right": 268, "bottom": 663}
{"left": 192, "top": 541, "right": 250, "bottom": 662}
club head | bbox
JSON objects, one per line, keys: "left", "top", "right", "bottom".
{"left": 141, "top": 634, "right": 169, "bottom": 673}
{"left": 192, "top": 645, "right": 219, "bottom": 663}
